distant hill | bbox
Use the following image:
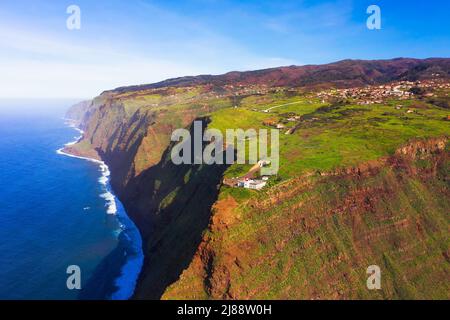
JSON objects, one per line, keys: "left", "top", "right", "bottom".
{"left": 108, "top": 58, "right": 450, "bottom": 94}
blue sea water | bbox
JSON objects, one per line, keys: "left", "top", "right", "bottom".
{"left": 0, "top": 100, "right": 143, "bottom": 300}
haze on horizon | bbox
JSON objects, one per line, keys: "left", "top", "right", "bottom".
{"left": 0, "top": 0, "right": 449, "bottom": 99}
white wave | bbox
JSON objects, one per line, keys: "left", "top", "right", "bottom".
{"left": 110, "top": 200, "right": 144, "bottom": 300}
{"left": 58, "top": 121, "right": 144, "bottom": 300}
{"left": 100, "top": 191, "right": 114, "bottom": 200}
{"left": 99, "top": 169, "right": 110, "bottom": 186}
{"left": 98, "top": 175, "right": 108, "bottom": 185}
{"left": 57, "top": 126, "right": 118, "bottom": 215}
{"left": 100, "top": 191, "right": 117, "bottom": 214}
{"left": 99, "top": 164, "right": 110, "bottom": 177}
{"left": 56, "top": 148, "right": 103, "bottom": 165}
{"left": 106, "top": 201, "right": 117, "bottom": 215}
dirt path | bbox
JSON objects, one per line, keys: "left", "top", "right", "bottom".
{"left": 263, "top": 100, "right": 303, "bottom": 113}
{"left": 243, "top": 163, "right": 261, "bottom": 179}
{"left": 223, "top": 162, "right": 261, "bottom": 187}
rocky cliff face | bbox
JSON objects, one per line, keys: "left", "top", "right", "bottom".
{"left": 65, "top": 58, "right": 450, "bottom": 299}
{"left": 65, "top": 100, "right": 92, "bottom": 126}
{"left": 163, "top": 138, "right": 449, "bottom": 299}
{"left": 65, "top": 91, "right": 230, "bottom": 299}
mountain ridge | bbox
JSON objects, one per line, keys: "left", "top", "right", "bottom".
{"left": 105, "top": 57, "right": 450, "bottom": 94}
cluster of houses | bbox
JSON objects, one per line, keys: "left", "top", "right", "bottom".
{"left": 316, "top": 81, "right": 414, "bottom": 105}
{"left": 416, "top": 79, "right": 450, "bottom": 90}
{"left": 222, "top": 84, "right": 270, "bottom": 96}
{"left": 315, "top": 79, "right": 450, "bottom": 105}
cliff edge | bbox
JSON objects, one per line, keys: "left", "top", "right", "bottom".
{"left": 65, "top": 58, "right": 450, "bottom": 299}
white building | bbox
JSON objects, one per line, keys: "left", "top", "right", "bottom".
{"left": 237, "top": 179, "right": 267, "bottom": 190}
{"left": 247, "top": 180, "right": 267, "bottom": 190}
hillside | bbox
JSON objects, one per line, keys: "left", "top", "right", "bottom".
{"left": 108, "top": 58, "right": 450, "bottom": 93}
{"left": 163, "top": 138, "right": 450, "bottom": 299}
{"left": 65, "top": 58, "right": 450, "bottom": 299}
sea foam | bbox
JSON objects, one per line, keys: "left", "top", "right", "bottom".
{"left": 57, "top": 120, "right": 117, "bottom": 215}
{"left": 57, "top": 120, "right": 143, "bottom": 300}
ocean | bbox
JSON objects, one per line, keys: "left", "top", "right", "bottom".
{"left": 0, "top": 100, "right": 143, "bottom": 300}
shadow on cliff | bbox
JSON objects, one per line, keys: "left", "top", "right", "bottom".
{"left": 99, "top": 109, "right": 154, "bottom": 194}
{"left": 117, "top": 118, "right": 230, "bottom": 299}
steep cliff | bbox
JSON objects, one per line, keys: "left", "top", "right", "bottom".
{"left": 65, "top": 87, "right": 232, "bottom": 299}
{"left": 65, "top": 58, "right": 450, "bottom": 299}
{"left": 163, "top": 138, "right": 450, "bottom": 299}
{"left": 65, "top": 100, "right": 91, "bottom": 126}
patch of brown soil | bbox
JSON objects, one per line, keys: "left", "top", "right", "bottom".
{"left": 210, "top": 196, "right": 239, "bottom": 232}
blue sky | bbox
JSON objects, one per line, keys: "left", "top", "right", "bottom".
{"left": 0, "top": 0, "right": 449, "bottom": 98}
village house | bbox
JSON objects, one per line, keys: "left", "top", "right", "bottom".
{"left": 237, "top": 179, "right": 267, "bottom": 190}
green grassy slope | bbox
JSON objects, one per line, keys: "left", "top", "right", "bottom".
{"left": 163, "top": 142, "right": 449, "bottom": 299}
{"left": 162, "top": 89, "right": 449, "bottom": 300}
{"left": 67, "top": 81, "right": 449, "bottom": 300}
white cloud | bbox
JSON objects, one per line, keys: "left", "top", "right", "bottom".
{"left": 0, "top": 58, "right": 208, "bottom": 98}
{"left": 0, "top": 24, "right": 297, "bottom": 98}
{"left": 0, "top": 2, "right": 300, "bottom": 99}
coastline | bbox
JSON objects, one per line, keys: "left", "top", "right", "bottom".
{"left": 57, "top": 119, "right": 144, "bottom": 300}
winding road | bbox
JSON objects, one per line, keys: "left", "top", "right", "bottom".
{"left": 263, "top": 100, "right": 303, "bottom": 113}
